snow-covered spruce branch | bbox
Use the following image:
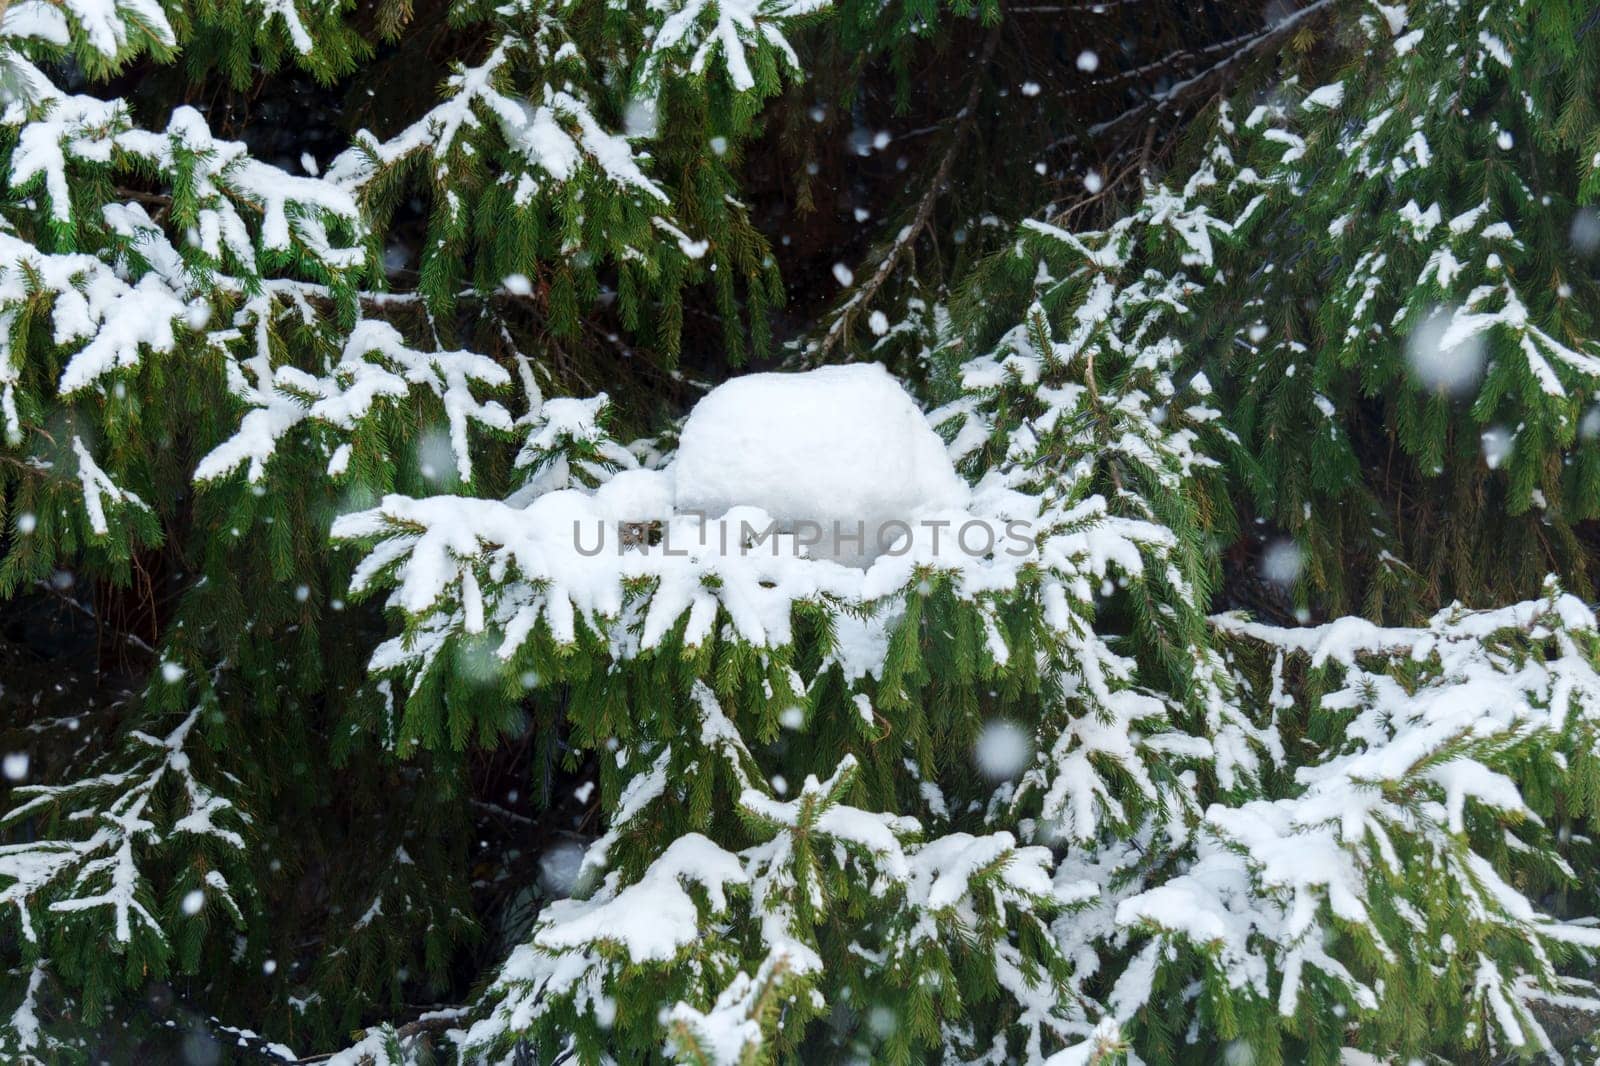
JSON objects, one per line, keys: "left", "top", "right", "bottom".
{"left": 328, "top": 369, "right": 1179, "bottom": 703}
{"left": 0, "top": 707, "right": 248, "bottom": 949}
{"left": 459, "top": 708, "right": 1097, "bottom": 1065}
{"left": 195, "top": 316, "right": 514, "bottom": 486}
{"left": 1104, "top": 582, "right": 1600, "bottom": 1057}
{"left": 0, "top": 0, "right": 840, "bottom": 562}
{"left": 0, "top": 960, "right": 66, "bottom": 1065}
{"left": 638, "top": 0, "right": 832, "bottom": 95}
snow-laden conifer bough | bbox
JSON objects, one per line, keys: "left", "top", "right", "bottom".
{"left": 6, "top": 0, "right": 1600, "bottom": 1064}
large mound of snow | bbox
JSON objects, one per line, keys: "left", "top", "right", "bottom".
{"left": 674, "top": 364, "right": 969, "bottom": 564}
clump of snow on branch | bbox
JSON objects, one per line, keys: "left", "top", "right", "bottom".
{"left": 674, "top": 364, "right": 969, "bottom": 564}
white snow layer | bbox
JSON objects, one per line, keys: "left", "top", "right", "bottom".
{"left": 673, "top": 364, "right": 970, "bottom": 564}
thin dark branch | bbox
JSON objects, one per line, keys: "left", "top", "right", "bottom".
{"left": 1046, "top": 0, "right": 1339, "bottom": 155}
{"left": 33, "top": 580, "right": 157, "bottom": 657}
{"left": 816, "top": 24, "right": 1004, "bottom": 356}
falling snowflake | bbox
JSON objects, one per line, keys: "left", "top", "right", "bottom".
{"left": 974, "top": 720, "right": 1033, "bottom": 780}
{"left": 1405, "top": 307, "right": 1486, "bottom": 397}
{"left": 1259, "top": 539, "right": 1303, "bottom": 590}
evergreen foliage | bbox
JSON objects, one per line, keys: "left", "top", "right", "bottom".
{"left": 2, "top": 0, "right": 1600, "bottom": 1063}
